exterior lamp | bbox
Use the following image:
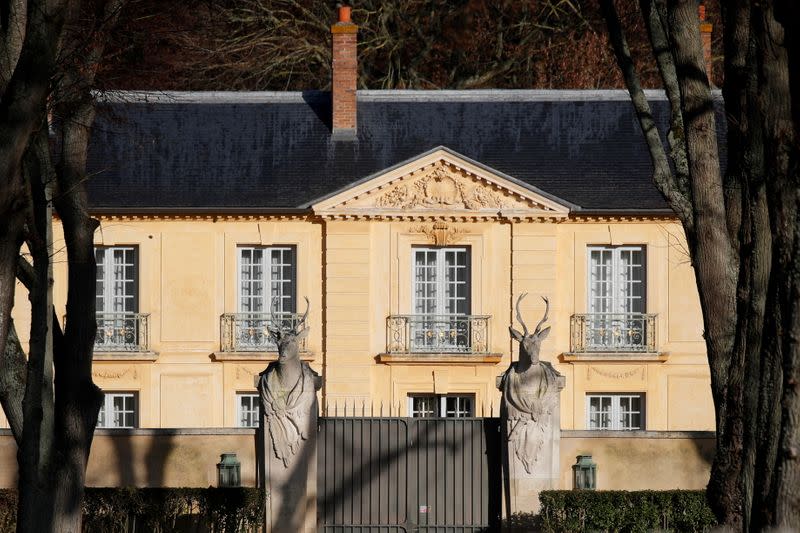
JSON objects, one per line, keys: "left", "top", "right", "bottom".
{"left": 217, "top": 452, "right": 241, "bottom": 487}
{"left": 572, "top": 455, "right": 597, "bottom": 490}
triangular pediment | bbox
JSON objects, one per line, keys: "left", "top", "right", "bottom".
{"left": 309, "top": 147, "right": 573, "bottom": 218}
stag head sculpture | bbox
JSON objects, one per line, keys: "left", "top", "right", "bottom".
{"left": 509, "top": 293, "right": 550, "bottom": 368}
{"left": 268, "top": 297, "right": 310, "bottom": 364}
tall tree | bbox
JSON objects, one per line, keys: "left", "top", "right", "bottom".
{"left": 0, "top": 0, "right": 124, "bottom": 530}
{"left": 602, "top": 0, "right": 799, "bottom": 530}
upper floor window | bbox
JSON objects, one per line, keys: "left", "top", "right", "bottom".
{"left": 586, "top": 393, "right": 644, "bottom": 430}
{"left": 237, "top": 392, "right": 260, "bottom": 428}
{"left": 588, "top": 246, "right": 646, "bottom": 315}
{"left": 408, "top": 394, "right": 474, "bottom": 418}
{"left": 238, "top": 246, "right": 296, "bottom": 316}
{"left": 413, "top": 247, "right": 470, "bottom": 317}
{"left": 96, "top": 246, "right": 138, "bottom": 314}
{"left": 570, "top": 245, "right": 653, "bottom": 353}
{"left": 221, "top": 246, "right": 298, "bottom": 352}
{"left": 95, "top": 247, "right": 148, "bottom": 352}
{"left": 97, "top": 392, "right": 138, "bottom": 429}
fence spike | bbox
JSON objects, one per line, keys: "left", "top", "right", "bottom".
{"left": 334, "top": 401, "right": 338, "bottom": 417}
{"left": 379, "top": 401, "right": 384, "bottom": 417}
{"left": 361, "top": 398, "right": 366, "bottom": 417}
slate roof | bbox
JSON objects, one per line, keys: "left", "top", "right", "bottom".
{"left": 85, "top": 90, "right": 727, "bottom": 213}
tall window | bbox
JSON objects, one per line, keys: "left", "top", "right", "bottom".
{"left": 238, "top": 246, "right": 296, "bottom": 316}
{"left": 587, "top": 246, "right": 646, "bottom": 350}
{"left": 408, "top": 394, "right": 474, "bottom": 418}
{"left": 97, "top": 392, "right": 138, "bottom": 428}
{"left": 95, "top": 247, "right": 139, "bottom": 350}
{"left": 96, "top": 246, "right": 138, "bottom": 314}
{"left": 411, "top": 247, "right": 470, "bottom": 351}
{"left": 237, "top": 393, "right": 260, "bottom": 428}
{"left": 588, "top": 246, "right": 645, "bottom": 315}
{"left": 586, "top": 393, "right": 644, "bottom": 430}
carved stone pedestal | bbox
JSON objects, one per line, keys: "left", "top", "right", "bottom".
{"left": 500, "top": 374, "right": 566, "bottom": 516}
{"left": 257, "top": 362, "right": 322, "bottom": 533}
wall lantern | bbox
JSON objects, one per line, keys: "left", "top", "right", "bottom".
{"left": 572, "top": 455, "right": 597, "bottom": 490}
{"left": 217, "top": 452, "right": 241, "bottom": 487}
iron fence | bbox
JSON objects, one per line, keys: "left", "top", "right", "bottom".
{"left": 570, "top": 313, "right": 656, "bottom": 352}
{"left": 220, "top": 312, "right": 306, "bottom": 352}
{"left": 386, "top": 315, "right": 490, "bottom": 354}
{"left": 94, "top": 312, "right": 150, "bottom": 352}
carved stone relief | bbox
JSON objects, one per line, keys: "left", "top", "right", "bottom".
{"left": 408, "top": 221, "right": 465, "bottom": 246}
{"left": 374, "top": 162, "right": 506, "bottom": 210}
{"left": 92, "top": 367, "right": 138, "bottom": 379}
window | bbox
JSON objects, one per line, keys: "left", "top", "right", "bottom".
{"left": 411, "top": 247, "right": 471, "bottom": 351}
{"left": 238, "top": 246, "right": 296, "bottom": 316}
{"left": 237, "top": 393, "right": 260, "bottom": 428}
{"left": 586, "top": 246, "right": 648, "bottom": 351}
{"left": 408, "top": 394, "right": 474, "bottom": 418}
{"left": 97, "top": 392, "right": 138, "bottom": 428}
{"left": 586, "top": 394, "right": 644, "bottom": 430}
{"left": 95, "top": 246, "right": 140, "bottom": 350}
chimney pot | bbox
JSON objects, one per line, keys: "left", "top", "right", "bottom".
{"left": 338, "top": 5, "right": 351, "bottom": 23}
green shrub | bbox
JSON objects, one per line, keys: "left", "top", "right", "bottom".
{"left": 539, "top": 490, "right": 717, "bottom": 533}
{"left": 0, "top": 487, "right": 264, "bottom": 533}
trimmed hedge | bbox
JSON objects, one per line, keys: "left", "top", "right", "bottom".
{"left": 538, "top": 490, "right": 717, "bottom": 533}
{"left": 0, "top": 487, "right": 264, "bottom": 533}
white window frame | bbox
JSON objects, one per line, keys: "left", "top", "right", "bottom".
{"left": 97, "top": 392, "right": 138, "bottom": 429}
{"left": 412, "top": 247, "right": 471, "bottom": 316}
{"left": 407, "top": 394, "right": 475, "bottom": 418}
{"left": 236, "top": 392, "right": 260, "bottom": 428}
{"left": 587, "top": 245, "right": 646, "bottom": 315}
{"left": 95, "top": 246, "right": 138, "bottom": 314}
{"left": 585, "top": 393, "right": 645, "bottom": 430}
{"left": 237, "top": 246, "right": 296, "bottom": 316}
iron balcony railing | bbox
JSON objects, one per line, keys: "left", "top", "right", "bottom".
{"left": 95, "top": 312, "right": 150, "bottom": 352}
{"left": 220, "top": 312, "right": 307, "bottom": 352}
{"left": 570, "top": 313, "right": 656, "bottom": 353}
{"left": 386, "top": 314, "right": 490, "bottom": 354}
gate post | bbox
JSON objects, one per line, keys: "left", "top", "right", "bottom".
{"left": 255, "top": 303, "right": 322, "bottom": 533}
{"left": 499, "top": 294, "right": 566, "bottom": 516}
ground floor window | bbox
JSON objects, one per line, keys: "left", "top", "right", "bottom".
{"left": 237, "top": 393, "right": 260, "bottom": 428}
{"left": 97, "top": 392, "right": 138, "bottom": 428}
{"left": 586, "top": 393, "right": 644, "bottom": 430}
{"left": 408, "top": 394, "right": 474, "bottom": 418}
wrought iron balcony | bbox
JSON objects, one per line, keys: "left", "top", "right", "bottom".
{"left": 386, "top": 315, "right": 490, "bottom": 354}
{"left": 570, "top": 313, "right": 656, "bottom": 353}
{"left": 95, "top": 312, "right": 150, "bottom": 352}
{"left": 220, "top": 313, "right": 307, "bottom": 352}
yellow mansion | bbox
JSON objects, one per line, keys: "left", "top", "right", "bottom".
{"left": 1, "top": 14, "right": 719, "bottom": 495}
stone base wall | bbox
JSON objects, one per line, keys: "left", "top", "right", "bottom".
{"left": 0, "top": 428, "right": 714, "bottom": 491}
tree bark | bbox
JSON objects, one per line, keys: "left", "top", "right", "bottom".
{"left": 605, "top": 0, "right": 800, "bottom": 529}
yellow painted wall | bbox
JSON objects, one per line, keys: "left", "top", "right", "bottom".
{"left": 0, "top": 430, "right": 713, "bottom": 490}
{"left": 3, "top": 215, "right": 713, "bottom": 432}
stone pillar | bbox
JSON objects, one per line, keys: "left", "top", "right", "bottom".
{"left": 500, "top": 374, "right": 566, "bottom": 516}
{"left": 257, "top": 364, "right": 322, "bottom": 533}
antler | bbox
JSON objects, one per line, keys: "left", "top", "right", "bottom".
{"left": 515, "top": 293, "right": 529, "bottom": 336}
{"left": 533, "top": 296, "right": 549, "bottom": 334}
{"left": 296, "top": 297, "right": 310, "bottom": 332}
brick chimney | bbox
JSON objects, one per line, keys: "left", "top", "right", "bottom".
{"left": 331, "top": 5, "right": 357, "bottom": 139}
{"left": 699, "top": 4, "right": 713, "bottom": 85}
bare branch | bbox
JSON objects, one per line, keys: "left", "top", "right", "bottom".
{"left": 601, "top": 0, "right": 695, "bottom": 233}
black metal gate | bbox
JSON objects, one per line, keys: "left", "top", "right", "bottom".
{"left": 317, "top": 417, "right": 502, "bottom": 533}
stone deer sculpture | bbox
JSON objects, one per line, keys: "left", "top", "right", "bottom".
{"left": 499, "top": 293, "right": 562, "bottom": 473}
{"left": 258, "top": 297, "right": 322, "bottom": 467}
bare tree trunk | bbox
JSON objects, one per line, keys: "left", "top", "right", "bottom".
{"left": 604, "top": 0, "right": 800, "bottom": 529}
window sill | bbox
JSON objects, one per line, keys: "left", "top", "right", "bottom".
{"left": 93, "top": 351, "right": 159, "bottom": 361}
{"left": 561, "top": 351, "right": 667, "bottom": 362}
{"left": 377, "top": 353, "right": 503, "bottom": 365}
{"left": 210, "top": 351, "right": 315, "bottom": 362}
